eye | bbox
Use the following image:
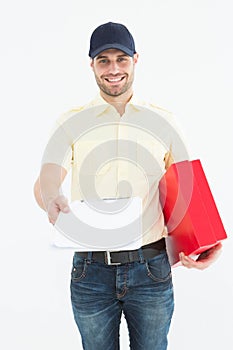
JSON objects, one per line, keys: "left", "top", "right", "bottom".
{"left": 117, "top": 57, "right": 127, "bottom": 62}
{"left": 99, "top": 59, "right": 109, "bottom": 64}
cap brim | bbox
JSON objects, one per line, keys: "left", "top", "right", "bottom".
{"left": 90, "top": 43, "right": 135, "bottom": 58}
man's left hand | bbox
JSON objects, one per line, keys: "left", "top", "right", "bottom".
{"left": 179, "top": 242, "right": 223, "bottom": 270}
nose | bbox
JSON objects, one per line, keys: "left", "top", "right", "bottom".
{"left": 108, "top": 61, "right": 120, "bottom": 75}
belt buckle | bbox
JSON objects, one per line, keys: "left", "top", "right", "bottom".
{"left": 105, "top": 251, "right": 121, "bottom": 265}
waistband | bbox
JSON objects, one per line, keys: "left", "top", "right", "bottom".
{"left": 75, "top": 238, "right": 166, "bottom": 265}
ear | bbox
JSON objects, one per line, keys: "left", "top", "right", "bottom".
{"left": 133, "top": 53, "right": 139, "bottom": 64}
{"left": 90, "top": 59, "right": 94, "bottom": 69}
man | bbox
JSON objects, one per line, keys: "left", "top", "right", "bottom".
{"left": 34, "top": 22, "right": 222, "bottom": 350}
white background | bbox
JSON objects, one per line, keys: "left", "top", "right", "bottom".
{"left": 0, "top": 0, "right": 232, "bottom": 349}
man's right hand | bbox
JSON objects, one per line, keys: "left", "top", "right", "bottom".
{"left": 46, "top": 195, "right": 70, "bottom": 225}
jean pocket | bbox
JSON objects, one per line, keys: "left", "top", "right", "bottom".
{"left": 146, "top": 252, "right": 172, "bottom": 282}
{"left": 71, "top": 255, "right": 87, "bottom": 282}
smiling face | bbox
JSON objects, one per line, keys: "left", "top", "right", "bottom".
{"left": 90, "top": 49, "right": 139, "bottom": 100}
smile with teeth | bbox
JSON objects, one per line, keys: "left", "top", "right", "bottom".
{"left": 105, "top": 76, "right": 125, "bottom": 83}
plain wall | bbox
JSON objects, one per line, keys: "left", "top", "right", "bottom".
{"left": 0, "top": 1, "right": 232, "bottom": 349}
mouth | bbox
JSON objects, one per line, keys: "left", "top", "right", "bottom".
{"left": 104, "top": 76, "right": 126, "bottom": 84}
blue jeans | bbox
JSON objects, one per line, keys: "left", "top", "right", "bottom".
{"left": 70, "top": 250, "right": 174, "bottom": 350}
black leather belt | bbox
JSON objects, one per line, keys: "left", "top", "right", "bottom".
{"left": 76, "top": 238, "right": 166, "bottom": 265}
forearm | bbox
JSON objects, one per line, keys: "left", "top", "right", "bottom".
{"left": 34, "top": 163, "right": 67, "bottom": 211}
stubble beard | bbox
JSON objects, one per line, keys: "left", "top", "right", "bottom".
{"left": 94, "top": 73, "right": 134, "bottom": 98}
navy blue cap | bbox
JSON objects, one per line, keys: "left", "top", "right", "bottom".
{"left": 89, "top": 22, "right": 136, "bottom": 58}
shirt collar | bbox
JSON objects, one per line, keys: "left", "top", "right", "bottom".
{"left": 84, "top": 93, "right": 143, "bottom": 117}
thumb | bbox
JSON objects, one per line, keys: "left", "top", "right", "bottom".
{"left": 57, "top": 196, "right": 70, "bottom": 213}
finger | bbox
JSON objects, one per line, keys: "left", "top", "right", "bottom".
{"left": 48, "top": 209, "right": 59, "bottom": 225}
{"left": 179, "top": 252, "right": 205, "bottom": 269}
{"left": 211, "top": 242, "right": 223, "bottom": 253}
{"left": 47, "top": 202, "right": 61, "bottom": 224}
{"left": 59, "top": 203, "right": 70, "bottom": 213}
{"left": 57, "top": 196, "right": 70, "bottom": 213}
{"left": 179, "top": 248, "right": 222, "bottom": 270}
{"left": 179, "top": 252, "right": 194, "bottom": 268}
{"left": 197, "top": 243, "right": 223, "bottom": 262}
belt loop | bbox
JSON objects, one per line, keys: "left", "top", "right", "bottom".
{"left": 138, "top": 248, "right": 145, "bottom": 263}
{"left": 87, "top": 252, "right": 93, "bottom": 264}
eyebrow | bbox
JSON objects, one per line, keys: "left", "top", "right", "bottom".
{"left": 96, "top": 53, "right": 129, "bottom": 60}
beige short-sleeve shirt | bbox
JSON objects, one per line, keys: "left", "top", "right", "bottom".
{"left": 43, "top": 94, "right": 188, "bottom": 245}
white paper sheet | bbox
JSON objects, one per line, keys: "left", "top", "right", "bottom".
{"left": 52, "top": 197, "right": 142, "bottom": 251}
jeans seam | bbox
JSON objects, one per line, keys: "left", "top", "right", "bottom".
{"left": 145, "top": 262, "right": 172, "bottom": 283}
{"left": 71, "top": 260, "right": 87, "bottom": 282}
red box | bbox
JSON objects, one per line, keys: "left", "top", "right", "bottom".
{"left": 159, "top": 160, "right": 227, "bottom": 267}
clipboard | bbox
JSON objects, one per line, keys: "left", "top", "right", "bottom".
{"left": 52, "top": 197, "right": 142, "bottom": 251}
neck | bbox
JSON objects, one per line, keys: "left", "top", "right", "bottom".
{"left": 100, "top": 89, "right": 133, "bottom": 116}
